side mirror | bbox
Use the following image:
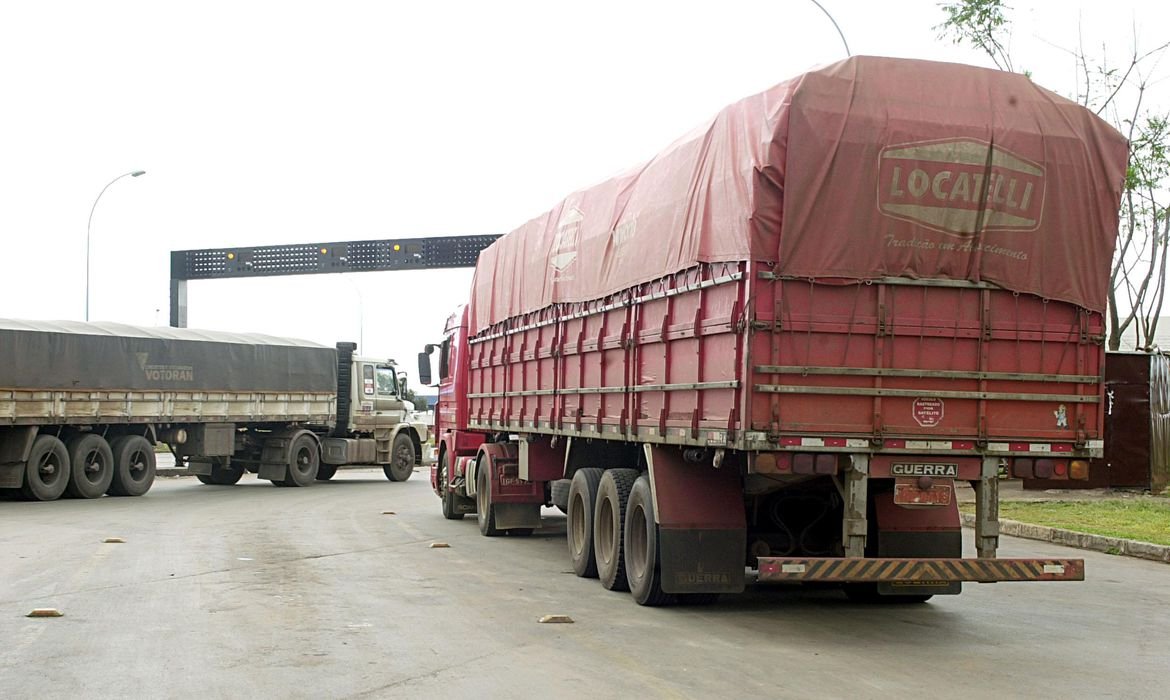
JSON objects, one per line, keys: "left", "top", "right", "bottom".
{"left": 418, "top": 348, "right": 433, "bottom": 386}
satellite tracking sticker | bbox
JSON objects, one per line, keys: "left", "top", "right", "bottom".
{"left": 912, "top": 397, "right": 944, "bottom": 428}
{"left": 878, "top": 138, "right": 1046, "bottom": 236}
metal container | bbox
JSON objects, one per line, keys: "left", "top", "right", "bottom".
{"left": 1046, "top": 351, "right": 1170, "bottom": 491}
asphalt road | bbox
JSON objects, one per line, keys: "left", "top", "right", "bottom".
{"left": 2, "top": 469, "right": 1167, "bottom": 699}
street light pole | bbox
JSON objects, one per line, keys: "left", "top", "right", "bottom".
{"left": 86, "top": 170, "right": 146, "bottom": 322}
{"left": 808, "top": 0, "right": 851, "bottom": 57}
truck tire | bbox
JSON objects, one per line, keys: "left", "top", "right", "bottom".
{"left": 567, "top": 468, "right": 603, "bottom": 578}
{"left": 384, "top": 432, "right": 414, "bottom": 482}
{"left": 439, "top": 453, "right": 463, "bottom": 520}
{"left": 65, "top": 434, "right": 114, "bottom": 499}
{"left": 280, "top": 433, "right": 320, "bottom": 487}
{"left": 107, "top": 435, "right": 156, "bottom": 497}
{"left": 20, "top": 435, "right": 71, "bottom": 501}
{"left": 594, "top": 468, "right": 638, "bottom": 592}
{"left": 315, "top": 464, "right": 338, "bottom": 481}
{"left": 625, "top": 474, "right": 672, "bottom": 606}
{"left": 550, "top": 478, "right": 570, "bottom": 514}
{"left": 476, "top": 457, "right": 502, "bottom": 537}
{"left": 196, "top": 459, "right": 245, "bottom": 486}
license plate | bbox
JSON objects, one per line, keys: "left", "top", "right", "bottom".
{"left": 893, "top": 478, "right": 953, "bottom": 506}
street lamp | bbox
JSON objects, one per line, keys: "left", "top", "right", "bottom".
{"left": 86, "top": 170, "right": 146, "bottom": 322}
{"left": 808, "top": 0, "right": 851, "bottom": 57}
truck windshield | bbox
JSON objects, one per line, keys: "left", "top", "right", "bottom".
{"left": 375, "top": 367, "right": 397, "bottom": 396}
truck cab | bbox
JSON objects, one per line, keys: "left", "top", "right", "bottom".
{"left": 348, "top": 356, "right": 414, "bottom": 432}
{"left": 315, "top": 344, "right": 422, "bottom": 483}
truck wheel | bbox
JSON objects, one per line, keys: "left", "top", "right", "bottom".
{"left": 107, "top": 435, "right": 156, "bottom": 497}
{"left": 439, "top": 454, "right": 463, "bottom": 520}
{"left": 550, "top": 478, "right": 570, "bottom": 514}
{"left": 595, "top": 468, "right": 638, "bottom": 592}
{"left": 315, "top": 465, "right": 338, "bottom": 481}
{"left": 64, "top": 434, "right": 114, "bottom": 499}
{"left": 625, "top": 474, "right": 672, "bottom": 606}
{"left": 476, "top": 458, "right": 502, "bottom": 536}
{"left": 20, "top": 435, "right": 71, "bottom": 501}
{"left": 384, "top": 433, "right": 414, "bottom": 482}
{"left": 280, "top": 433, "right": 320, "bottom": 487}
{"left": 197, "top": 460, "right": 245, "bottom": 486}
{"left": 567, "top": 468, "right": 603, "bottom": 578}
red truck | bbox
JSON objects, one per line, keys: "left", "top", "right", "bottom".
{"left": 418, "top": 56, "right": 1129, "bottom": 605}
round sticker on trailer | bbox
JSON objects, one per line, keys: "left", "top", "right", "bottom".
{"left": 912, "top": 397, "right": 944, "bottom": 427}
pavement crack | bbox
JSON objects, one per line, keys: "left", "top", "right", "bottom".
{"left": 343, "top": 649, "right": 501, "bottom": 698}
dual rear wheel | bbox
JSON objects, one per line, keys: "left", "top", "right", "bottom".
{"left": 17, "top": 433, "right": 155, "bottom": 501}
{"left": 566, "top": 468, "right": 698, "bottom": 607}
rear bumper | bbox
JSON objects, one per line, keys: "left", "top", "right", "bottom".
{"left": 757, "top": 557, "right": 1084, "bottom": 583}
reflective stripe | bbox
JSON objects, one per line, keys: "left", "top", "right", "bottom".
{"left": 757, "top": 557, "right": 1085, "bottom": 583}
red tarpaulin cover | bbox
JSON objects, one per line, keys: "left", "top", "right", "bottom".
{"left": 470, "top": 56, "right": 1129, "bottom": 334}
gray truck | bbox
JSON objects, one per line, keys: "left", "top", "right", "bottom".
{"left": 0, "top": 320, "right": 422, "bottom": 501}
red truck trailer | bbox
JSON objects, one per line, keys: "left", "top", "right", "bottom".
{"left": 419, "top": 56, "right": 1129, "bottom": 605}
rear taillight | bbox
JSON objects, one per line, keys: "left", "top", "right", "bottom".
{"left": 1010, "top": 457, "right": 1078, "bottom": 480}
{"left": 752, "top": 452, "right": 793, "bottom": 474}
{"left": 814, "top": 454, "right": 837, "bottom": 474}
{"left": 793, "top": 453, "right": 815, "bottom": 474}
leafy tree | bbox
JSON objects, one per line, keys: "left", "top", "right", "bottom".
{"left": 399, "top": 383, "right": 419, "bottom": 406}
{"left": 399, "top": 384, "right": 433, "bottom": 411}
{"left": 937, "top": 0, "right": 1015, "bottom": 71}
{"left": 937, "top": 0, "right": 1170, "bottom": 350}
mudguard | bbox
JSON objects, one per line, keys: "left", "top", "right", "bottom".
{"left": 644, "top": 444, "right": 746, "bottom": 594}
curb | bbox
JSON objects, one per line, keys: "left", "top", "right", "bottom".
{"left": 960, "top": 514, "right": 1170, "bottom": 564}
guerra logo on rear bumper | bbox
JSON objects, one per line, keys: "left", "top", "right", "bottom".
{"left": 891, "top": 463, "right": 959, "bottom": 477}
{"left": 878, "top": 138, "right": 1046, "bottom": 236}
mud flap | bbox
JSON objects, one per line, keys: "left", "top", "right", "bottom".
{"left": 258, "top": 463, "right": 288, "bottom": 481}
{"left": 659, "top": 529, "right": 746, "bottom": 594}
{"left": 493, "top": 503, "right": 543, "bottom": 530}
{"left": 645, "top": 445, "right": 746, "bottom": 595}
{"left": 0, "top": 426, "right": 36, "bottom": 487}
{"left": 0, "top": 462, "right": 22, "bottom": 489}
{"left": 873, "top": 492, "right": 963, "bottom": 596}
{"left": 258, "top": 431, "right": 301, "bottom": 482}
{"left": 876, "top": 531, "right": 963, "bottom": 596}
{"left": 186, "top": 460, "right": 213, "bottom": 476}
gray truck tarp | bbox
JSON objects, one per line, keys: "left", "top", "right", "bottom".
{"left": 0, "top": 319, "right": 337, "bottom": 393}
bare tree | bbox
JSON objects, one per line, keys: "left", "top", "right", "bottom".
{"left": 937, "top": 0, "right": 1170, "bottom": 350}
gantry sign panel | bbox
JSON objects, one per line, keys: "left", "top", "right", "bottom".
{"left": 169, "top": 235, "right": 500, "bottom": 327}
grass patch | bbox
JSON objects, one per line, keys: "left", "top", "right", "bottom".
{"left": 961, "top": 500, "right": 1170, "bottom": 546}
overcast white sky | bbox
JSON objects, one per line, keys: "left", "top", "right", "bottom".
{"left": 2, "top": 0, "right": 1167, "bottom": 384}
